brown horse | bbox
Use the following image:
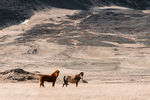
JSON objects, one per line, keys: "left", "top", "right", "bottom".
{"left": 62, "top": 72, "right": 84, "bottom": 87}
{"left": 40, "top": 70, "right": 60, "bottom": 87}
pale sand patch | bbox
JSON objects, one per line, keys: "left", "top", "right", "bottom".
{"left": 0, "top": 83, "right": 150, "bottom": 100}
{"left": 94, "top": 6, "right": 130, "bottom": 10}
{"left": 143, "top": 10, "right": 150, "bottom": 13}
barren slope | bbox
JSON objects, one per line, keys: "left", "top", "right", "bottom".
{"left": 0, "top": 7, "right": 150, "bottom": 84}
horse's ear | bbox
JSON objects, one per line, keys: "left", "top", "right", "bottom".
{"left": 56, "top": 70, "right": 60, "bottom": 73}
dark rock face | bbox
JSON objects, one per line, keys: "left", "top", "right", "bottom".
{"left": 94, "top": 0, "right": 150, "bottom": 10}
{"left": 0, "top": 68, "right": 30, "bottom": 75}
{"left": 0, "top": 0, "right": 150, "bottom": 29}
{"left": 80, "top": 9, "right": 150, "bottom": 34}
{"left": 0, "top": 0, "right": 93, "bottom": 29}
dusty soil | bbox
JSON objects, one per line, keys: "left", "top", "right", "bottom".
{"left": 0, "top": 83, "right": 150, "bottom": 100}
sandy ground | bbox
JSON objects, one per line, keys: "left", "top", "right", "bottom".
{"left": 0, "top": 83, "right": 150, "bottom": 100}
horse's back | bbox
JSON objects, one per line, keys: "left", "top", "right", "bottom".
{"left": 66, "top": 75, "right": 78, "bottom": 83}
{"left": 40, "top": 75, "right": 54, "bottom": 82}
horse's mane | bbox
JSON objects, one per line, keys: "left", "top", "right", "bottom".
{"left": 51, "top": 70, "right": 59, "bottom": 77}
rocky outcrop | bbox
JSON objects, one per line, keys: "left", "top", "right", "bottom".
{"left": 0, "top": 68, "right": 39, "bottom": 82}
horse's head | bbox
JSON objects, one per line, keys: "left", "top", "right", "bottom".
{"left": 80, "top": 72, "right": 84, "bottom": 79}
{"left": 55, "top": 70, "right": 60, "bottom": 76}
{"left": 52, "top": 70, "right": 60, "bottom": 77}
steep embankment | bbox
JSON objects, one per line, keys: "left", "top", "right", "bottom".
{"left": 0, "top": 0, "right": 150, "bottom": 29}
{"left": 0, "top": 0, "right": 92, "bottom": 29}
{"left": 94, "top": 0, "right": 150, "bottom": 10}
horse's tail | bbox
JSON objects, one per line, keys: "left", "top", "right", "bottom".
{"left": 62, "top": 76, "right": 67, "bottom": 88}
{"left": 63, "top": 76, "right": 66, "bottom": 83}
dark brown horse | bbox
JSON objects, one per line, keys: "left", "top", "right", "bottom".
{"left": 40, "top": 70, "right": 60, "bottom": 87}
{"left": 62, "top": 72, "right": 84, "bottom": 87}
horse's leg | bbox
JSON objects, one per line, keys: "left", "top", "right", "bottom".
{"left": 41, "top": 81, "right": 45, "bottom": 87}
{"left": 62, "top": 82, "right": 68, "bottom": 87}
{"left": 40, "top": 83, "right": 42, "bottom": 87}
{"left": 40, "top": 81, "right": 41, "bottom": 87}
{"left": 66, "top": 82, "right": 69, "bottom": 87}
{"left": 62, "top": 83, "right": 65, "bottom": 88}
{"left": 52, "top": 81, "right": 55, "bottom": 87}
{"left": 40, "top": 81, "right": 44, "bottom": 87}
{"left": 76, "top": 82, "right": 78, "bottom": 87}
{"left": 40, "top": 83, "right": 45, "bottom": 87}
{"left": 65, "top": 83, "right": 68, "bottom": 87}
{"left": 42, "top": 83, "right": 45, "bottom": 87}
